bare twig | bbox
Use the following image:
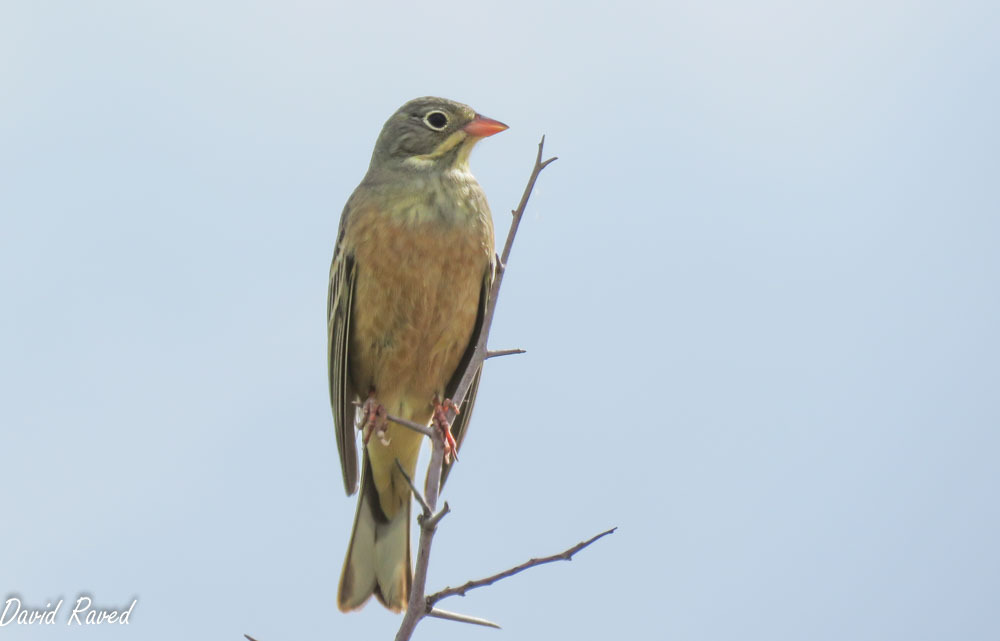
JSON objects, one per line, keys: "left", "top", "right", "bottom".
{"left": 395, "top": 459, "right": 431, "bottom": 518}
{"left": 352, "top": 400, "right": 435, "bottom": 438}
{"left": 394, "top": 138, "right": 558, "bottom": 641}
{"left": 383, "top": 412, "right": 434, "bottom": 437}
{"left": 447, "top": 137, "right": 557, "bottom": 418}
{"left": 427, "top": 608, "right": 501, "bottom": 629}
{"left": 485, "top": 348, "right": 527, "bottom": 360}
{"left": 427, "top": 527, "right": 617, "bottom": 605}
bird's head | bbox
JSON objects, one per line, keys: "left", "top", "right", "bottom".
{"left": 369, "top": 97, "right": 507, "bottom": 173}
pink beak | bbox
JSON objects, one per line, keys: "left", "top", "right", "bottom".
{"left": 463, "top": 114, "right": 509, "bottom": 138}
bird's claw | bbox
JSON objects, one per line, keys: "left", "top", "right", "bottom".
{"left": 360, "top": 394, "right": 390, "bottom": 446}
{"left": 431, "top": 398, "right": 459, "bottom": 464}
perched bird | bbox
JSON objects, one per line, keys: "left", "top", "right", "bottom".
{"left": 327, "top": 97, "right": 507, "bottom": 612}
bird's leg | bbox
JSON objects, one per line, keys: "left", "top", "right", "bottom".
{"left": 360, "top": 390, "right": 390, "bottom": 446}
{"left": 431, "top": 396, "right": 459, "bottom": 464}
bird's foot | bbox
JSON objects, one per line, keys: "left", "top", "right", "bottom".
{"left": 431, "top": 397, "right": 460, "bottom": 464}
{"left": 360, "top": 393, "right": 390, "bottom": 446}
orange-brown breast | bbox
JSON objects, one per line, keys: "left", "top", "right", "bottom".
{"left": 347, "top": 204, "right": 492, "bottom": 420}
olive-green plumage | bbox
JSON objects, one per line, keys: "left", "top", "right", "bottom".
{"left": 328, "top": 97, "right": 505, "bottom": 612}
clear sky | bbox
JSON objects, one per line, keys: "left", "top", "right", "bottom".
{"left": 2, "top": 1, "right": 998, "bottom": 640}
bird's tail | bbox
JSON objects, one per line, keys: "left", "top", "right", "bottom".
{"left": 337, "top": 458, "right": 411, "bottom": 612}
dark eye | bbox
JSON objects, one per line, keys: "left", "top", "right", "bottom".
{"left": 423, "top": 111, "right": 449, "bottom": 131}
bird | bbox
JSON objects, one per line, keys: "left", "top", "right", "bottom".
{"left": 327, "top": 97, "right": 507, "bottom": 612}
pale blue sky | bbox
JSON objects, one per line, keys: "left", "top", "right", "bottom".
{"left": 2, "top": 1, "right": 998, "bottom": 640}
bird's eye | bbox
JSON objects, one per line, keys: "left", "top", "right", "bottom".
{"left": 423, "top": 111, "right": 449, "bottom": 131}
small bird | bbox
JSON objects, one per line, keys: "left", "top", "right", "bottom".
{"left": 327, "top": 97, "right": 507, "bottom": 612}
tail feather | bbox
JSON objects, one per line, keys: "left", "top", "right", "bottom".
{"left": 338, "top": 459, "right": 411, "bottom": 612}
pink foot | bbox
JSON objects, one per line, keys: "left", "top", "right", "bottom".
{"left": 360, "top": 392, "right": 389, "bottom": 446}
{"left": 431, "top": 397, "right": 460, "bottom": 464}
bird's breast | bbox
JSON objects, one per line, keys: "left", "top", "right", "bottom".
{"left": 347, "top": 197, "right": 493, "bottom": 414}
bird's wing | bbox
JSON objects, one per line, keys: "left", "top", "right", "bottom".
{"left": 441, "top": 264, "right": 493, "bottom": 487}
{"left": 328, "top": 214, "right": 360, "bottom": 495}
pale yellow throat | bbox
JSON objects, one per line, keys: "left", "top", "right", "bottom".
{"left": 402, "top": 131, "right": 479, "bottom": 170}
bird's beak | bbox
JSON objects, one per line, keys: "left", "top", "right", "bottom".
{"left": 463, "top": 114, "right": 508, "bottom": 138}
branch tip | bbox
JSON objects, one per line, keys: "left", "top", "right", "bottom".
{"left": 485, "top": 348, "right": 526, "bottom": 360}
{"left": 427, "top": 607, "right": 502, "bottom": 629}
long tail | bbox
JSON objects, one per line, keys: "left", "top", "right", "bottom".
{"left": 337, "top": 458, "right": 411, "bottom": 612}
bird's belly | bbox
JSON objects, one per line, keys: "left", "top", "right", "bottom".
{"left": 349, "top": 217, "right": 490, "bottom": 418}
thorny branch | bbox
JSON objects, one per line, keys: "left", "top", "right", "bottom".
{"left": 390, "top": 138, "right": 610, "bottom": 639}
{"left": 392, "top": 137, "right": 557, "bottom": 640}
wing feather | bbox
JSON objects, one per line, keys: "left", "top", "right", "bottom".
{"left": 329, "top": 222, "right": 359, "bottom": 495}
